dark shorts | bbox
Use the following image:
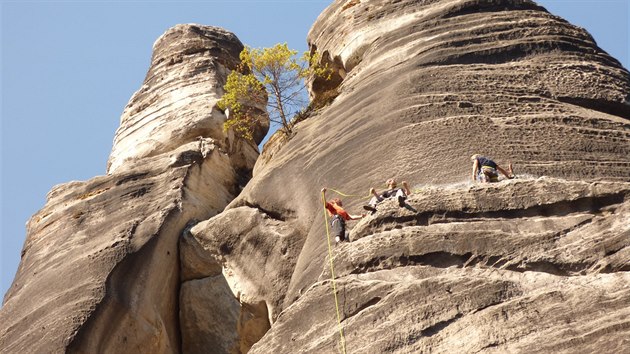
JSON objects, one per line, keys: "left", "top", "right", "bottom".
{"left": 330, "top": 215, "right": 347, "bottom": 241}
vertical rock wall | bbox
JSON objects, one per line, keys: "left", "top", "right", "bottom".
{"left": 0, "top": 24, "right": 268, "bottom": 354}
{"left": 107, "top": 24, "right": 267, "bottom": 174}
{"left": 183, "top": 1, "right": 630, "bottom": 353}
{"left": 2, "top": 1, "right": 630, "bottom": 353}
{"left": 306, "top": 0, "right": 630, "bottom": 183}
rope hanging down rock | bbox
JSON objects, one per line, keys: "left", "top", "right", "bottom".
{"left": 321, "top": 191, "right": 348, "bottom": 354}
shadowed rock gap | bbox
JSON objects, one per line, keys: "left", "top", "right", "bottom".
{"left": 442, "top": 1, "right": 544, "bottom": 19}
{"left": 557, "top": 96, "right": 630, "bottom": 119}
{"left": 345, "top": 296, "right": 383, "bottom": 319}
{"left": 242, "top": 201, "right": 292, "bottom": 222}
{"left": 346, "top": 250, "right": 598, "bottom": 277}
{"left": 420, "top": 313, "right": 464, "bottom": 337}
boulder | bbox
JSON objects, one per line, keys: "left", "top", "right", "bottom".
{"left": 179, "top": 276, "right": 269, "bottom": 354}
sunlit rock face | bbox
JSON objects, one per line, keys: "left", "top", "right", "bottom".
{"left": 307, "top": 0, "right": 629, "bottom": 183}
{"left": 0, "top": 141, "right": 241, "bottom": 354}
{"left": 185, "top": 0, "right": 629, "bottom": 353}
{"left": 107, "top": 24, "right": 268, "bottom": 174}
{"left": 2, "top": 1, "right": 630, "bottom": 353}
{"left": 250, "top": 177, "right": 630, "bottom": 353}
{"left": 0, "top": 25, "right": 267, "bottom": 354}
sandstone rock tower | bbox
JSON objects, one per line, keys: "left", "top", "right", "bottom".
{"left": 2, "top": 1, "right": 630, "bottom": 353}
{"left": 1, "top": 24, "right": 269, "bottom": 353}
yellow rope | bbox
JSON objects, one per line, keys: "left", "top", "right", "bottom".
{"left": 328, "top": 187, "right": 372, "bottom": 200}
{"left": 322, "top": 192, "right": 348, "bottom": 354}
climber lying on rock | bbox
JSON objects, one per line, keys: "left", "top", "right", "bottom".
{"left": 363, "top": 178, "right": 412, "bottom": 213}
{"left": 322, "top": 188, "right": 365, "bottom": 243}
{"left": 471, "top": 154, "right": 515, "bottom": 183}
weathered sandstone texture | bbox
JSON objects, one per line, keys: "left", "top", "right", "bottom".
{"left": 249, "top": 178, "right": 630, "bottom": 353}
{"left": 306, "top": 0, "right": 630, "bottom": 183}
{"left": 107, "top": 24, "right": 267, "bottom": 174}
{"left": 186, "top": 0, "right": 630, "bottom": 353}
{"left": 2, "top": 1, "right": 630, "bottom": 354}
{"left": 0, "top": 25, "right": 268, "bottom": 354}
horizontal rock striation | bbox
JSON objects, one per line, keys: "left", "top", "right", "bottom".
{"left": 250, "top": 178, "right": 630, "bottom": 353}
{"left": 253, "top": 267, "right": 630, "bottom": 353}
{"left": 1, "top": 25, "right": 267, "bottom": 354}
{"left": 308, "top": 0, "right": 630, "bottom": 182}
{"left": 107, "top": 24, "right": 267, "bottom": 174}
{"left": 193, "top": 0, "right": 630, "bottom": 353}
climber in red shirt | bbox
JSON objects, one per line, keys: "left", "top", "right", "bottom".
{"left": 322, "top": 188, "right": 365, "bottom": 243}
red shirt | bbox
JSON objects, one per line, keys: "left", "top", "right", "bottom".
{"left": 325, "top": 202, "right": 351, "bottom": 221}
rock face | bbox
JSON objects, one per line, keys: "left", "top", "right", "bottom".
{"left": 2, "top": 1, "right": 630, "bottom": 354}
{"left": 249, "top": 178, "right": 630, "bottom": 353}
{"left": 183, "top": 0, "right": 630, "bottom": 353}
{"left": 306, "top": 0, "right": 629, "bottom": 182}
{"left": 107, "top": 24, "right": 267, "bottom": 174}
{"left": 0, "top": 25, "right": 268, "bottom": 354}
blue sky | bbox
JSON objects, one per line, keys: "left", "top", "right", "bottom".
{"left": 1, "top": 0, "right": 628, "bottom": 302}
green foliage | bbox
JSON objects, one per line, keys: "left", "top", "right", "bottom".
{"left": 217, "top": 43, "right": 331, "bottom": 141}
{"left": 217, "top": 70, "right": 266, "bottom": 141}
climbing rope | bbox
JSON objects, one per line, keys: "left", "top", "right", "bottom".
{"left": 322, "top": 191, "right": 348, "bottom": 354}
{"left": 327, "top": 187, "right": 372, "bottom": 200}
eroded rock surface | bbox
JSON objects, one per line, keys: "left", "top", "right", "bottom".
{"left": 0, "top": 25, "right": 266, "bottom": 354}
{"left": 2, "top": 1, "right": 630, "bottom": 354}
{"left": 0, "top": 140, "right": 237, "bottom": 353}
{"left": 179, "top": 225, "right": 273, "bottom": 354}
{"left": 308, "top": 0, "right": 630, "bottom": 182}
{"left": 107, "top": 24, "right": 267, "bottom": 174}
{"left": 276, "top": 178, "right": 630, "bottom": 353}
{"left": 191, "top": 0, "right": 630, "bottom": 353}
{"left": 253, "top": 266, "right": 630, "bottom": 353}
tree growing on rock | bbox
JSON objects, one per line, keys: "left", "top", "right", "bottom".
{"left": 218, "top": 43, "right": 330, "bottom": 141}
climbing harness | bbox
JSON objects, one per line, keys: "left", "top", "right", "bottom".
{"left": 322, "top": 191, "right": 348, "bottom": 354}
